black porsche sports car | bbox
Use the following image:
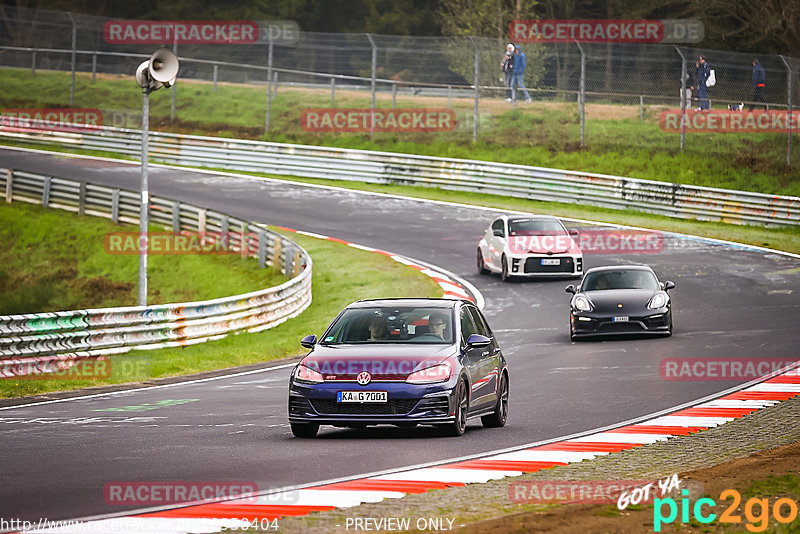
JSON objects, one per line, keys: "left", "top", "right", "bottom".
{"left": 566, "top": 265, "right": 674, "bottom": 340}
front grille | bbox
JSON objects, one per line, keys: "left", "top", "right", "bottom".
{"left": 413, "top": 396, "right": 450, "bottom": 415}
{"left": 289, "top": 396, "right": 314, "bottom": 416}
{"left": 310, "top": 399, "right": 419, "bottom": 415}
{"left": 598, "top": 322, "right": 645, "bottom": 333}
{"left": 524, "top": 257, "right": 574, "bottom": 273}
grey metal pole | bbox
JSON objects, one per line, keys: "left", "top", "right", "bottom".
{"left": 31, "top": 51, "right": 36, "bottom": 77}
{"left": 139, "top": 85, "right": 150, "bottom": 307}
{"left": 577, "top": 42, "right": 585, "bottom": 147}
{"left": 170, "top": 41, "right": 178, "bottom": 123}
{"left": 213, "top": 64, "right": 218, "bottom": 92}
{"left": 265, "top": 36, "right": 273, "bottom": 134}
{"left": 469, "top": 37, "right": 479, "bottom": 144}
{"left": 447, "top": 85, "right": 451, "bottom": 109}
{"left": 366, "top": 34, "right": 377, "bottom": 137}
{"left": 392, "top": 83, "right": 397, "bottom": 109}
{"left": 640, "top": 95, "right": 644, "bottom": 121}
{"left": 330, "top": 77, "right": 335, "bottom": 104}
{"left": 92, "top": 51, "right": 97, "bottom": 82}
{"left": 68, "top": 12, "right": 76, "bottom": 106}
{"left": 780, "top": 55, "right": 793, "bottom": 165}
{"left": 676, "top": 47, "right": 687, "bottom": 151}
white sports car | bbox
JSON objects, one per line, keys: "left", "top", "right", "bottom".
{"left": 477, "top": 215, "right": 584, "bottom": 281}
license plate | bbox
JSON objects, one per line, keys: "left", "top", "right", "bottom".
{"left": 613, "top": 316, "right": 629, "bottom": 322}
{"left": 337, "top": 391, "right": 388, "bottom": 403}
{"left": 541, "top": 258, "right": 560, "bottom": 266}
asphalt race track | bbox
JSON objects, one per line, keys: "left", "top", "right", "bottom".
{"left": 1, "top": 147, "right": 798, "bottom": 523}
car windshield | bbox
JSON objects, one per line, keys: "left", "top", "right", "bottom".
{"left": 582, "top": 270, "right": 660, "bottom": 291}
{"left": 508, "top": 219, "right": 565, "bottom": 236}
{"left": 320, "top": 306, "right": 455, "bottom": 344}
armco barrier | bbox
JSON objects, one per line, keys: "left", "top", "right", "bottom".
{"left": 1, "top": 124, "right": 798, "bottom": 226}
{"left": 0, "top": 168, "right": 312, "bottom": 376}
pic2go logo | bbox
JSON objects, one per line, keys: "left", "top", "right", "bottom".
{"left": 654, "top": 489, "right": 799, "bottom": 532}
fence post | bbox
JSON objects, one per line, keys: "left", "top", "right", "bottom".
{"left": 78, "top": 181, "right": 86, "bottom": 215}
{"left": 42, "top": 176, "right": 52, "bottom": 208}
{"left": 469, "top": 36, "right": 479, "bottom": 144}
{"left": 91, "top": 51, "right": 97, "bottom": 83}
{"left": 639, "top": 96, "right": 644, "bottom": 121}
{"left": 265, "top": 34, "right": 273, "bottom": 134}
{"left": 676, "top": 47, "right": 687, "bottom": 152}
{"left": 5, "top": 169, "right": 13, "bottom": 203}
{"left": 780, "top": 55, "right": 793, "bottom": 165}
{"left": 273, "top": 71, "right": 278, "bottom": 97}
{"left": 576, "top": 42, "right": 585, "bottom": 147}
{"left": 67, "top": 12, "right": 76, "bottom": 107}
{"left": 213, "top": 64, "right": 218, "bottom": 92}
{"left": 258, "top": 231, "right": 266, "bottom": 269}
{"left": 171, "top": 201, "right": 180, "bottom": 232}
{"left": 330, "top": 77, "right": 335, "bottom": 104}
{"left": 111, "top": 189, "right": 120, "bottom": 223}
{"left": 31, "top": 51, "right": 36, "bottom": 77}
{"left": 447, "top": 85, "right": 452, "bottom": 109}
{"left": 366, "top": 33, "right": 377, "bottom": 138}
{"left": 392, "top": 83, "right": 397, "bottom": 109}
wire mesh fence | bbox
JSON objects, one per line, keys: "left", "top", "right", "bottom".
{"left": 1, "top": 5, "right": 799, "bottom": 172}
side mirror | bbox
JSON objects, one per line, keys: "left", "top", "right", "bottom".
{"left": 565, "top": 284, "right": 576, "bottom": 294}
{"left": 568, "top": 229, "right": 579, "bottom": 237}
{"left": 466, "top": 333, "right": 491, "bottom": 348}
{"left": 663, "top": 280, "right": 675, "bottom": 291}
{"left": 300, "top": 334, "right": 317, "bottom": 349}
{"left": 492, "top": 229, "right": 504, "bottom": 237}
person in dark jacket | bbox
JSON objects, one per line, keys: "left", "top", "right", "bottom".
{"left": 693, "top": 54, "right": 711, "bottom": 110}
{"left": 748, "top": 58, "right": 766, "bottom": 111}
{"left": 501, "top": 43, "right": 515, "bottom": 102}
{"left": 512, "top": 45, "right": 532, "bottom": 103}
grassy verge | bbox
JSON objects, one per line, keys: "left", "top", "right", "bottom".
{"left": 0, "top": 229, "right": 442, "bottom": 399}
{"left": 0, "top": 202, "right": 285, "bottom": 314}
{"left": 1, "top": 68, "right": 798, "bottom": 196}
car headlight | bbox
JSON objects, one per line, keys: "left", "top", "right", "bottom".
{"left": 573, "top": 295, "right": 593, "bottom": 312}
{"left": 294, "top": 364, "right": 324, "bottom": 384}
{"left": 406, "top": 363, "right": 452, "bottom": 384}
{"left": 648, "top": 292, "right": 669, "bottom": 309}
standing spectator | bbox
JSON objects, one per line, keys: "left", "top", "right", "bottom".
{"left": 694, "top": 54, "right": 711, "bottom": 110}
{"left": 501, "top": 43, "right": 515, "bottom": 102}
{"left": 680, "top": 66, "right": 693, "bottom": 109}
{"left": 749, "top": 58, "right": 766, "bottom": 111}
{"left": 512, "top": 45, "right": 532, "bottom": 103}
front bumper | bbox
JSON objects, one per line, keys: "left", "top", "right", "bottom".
{"left": 571, "top": 309, "right": 671, "bottom": 337}
{"left": 288, "top": 381, "right": 456, "bottom": 425}
{"left": 507, "top": 254, "right": 583, "bottom": 277}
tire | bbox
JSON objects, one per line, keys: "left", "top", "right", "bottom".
{"left": 477, "top": 248, "right": 489, "bottom": 275}
{"left": 500, "top": 255, "right": 511, "bottom": 282}
{"left": 482, "top": 373, "right": 509, "bottom": 428}
{"left": 290, "top": 422, "right": 319, "bottom": 438}
{"left": 442, "top": 381, "right": 468, "bottom": 437}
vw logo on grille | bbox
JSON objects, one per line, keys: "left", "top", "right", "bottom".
{"left": 356, "top": 371, "right": 372, "bottom": 385}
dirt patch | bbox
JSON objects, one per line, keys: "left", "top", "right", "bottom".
{"left": 459, "top": 441, "right": 800, "bottom": 534}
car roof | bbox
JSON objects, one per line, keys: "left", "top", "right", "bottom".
{"left": 502, "top": 214, "right": 560, "bottom": 222}
{"left": 583, "top": 265, "right": 656, "bottom": 275}
{"left": 348, "top": 298, "right": 463, "bottom": 309}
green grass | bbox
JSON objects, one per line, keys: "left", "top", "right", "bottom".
{"left": 2, "top": 68, "right": 798, "bottom": 196}
{"left": 0, "top": 202, "right": 285, "bottom": 314}
{"left": 0, "top": 228, "right": 442, "bottom": 398}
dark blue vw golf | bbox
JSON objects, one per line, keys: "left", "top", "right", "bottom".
{"left": 288, "top": 298, "right": 509, "bottom": 437}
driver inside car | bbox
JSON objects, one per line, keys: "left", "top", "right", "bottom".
{"left": 427, "top": 312, "right": 448, "bottom": 340}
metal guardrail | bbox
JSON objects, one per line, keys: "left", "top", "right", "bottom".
{"left": 1, "top": 124, "right": 798, "bottom": 227}
{"left": 0, "top": 167, "right": 312, "bottom": 376}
